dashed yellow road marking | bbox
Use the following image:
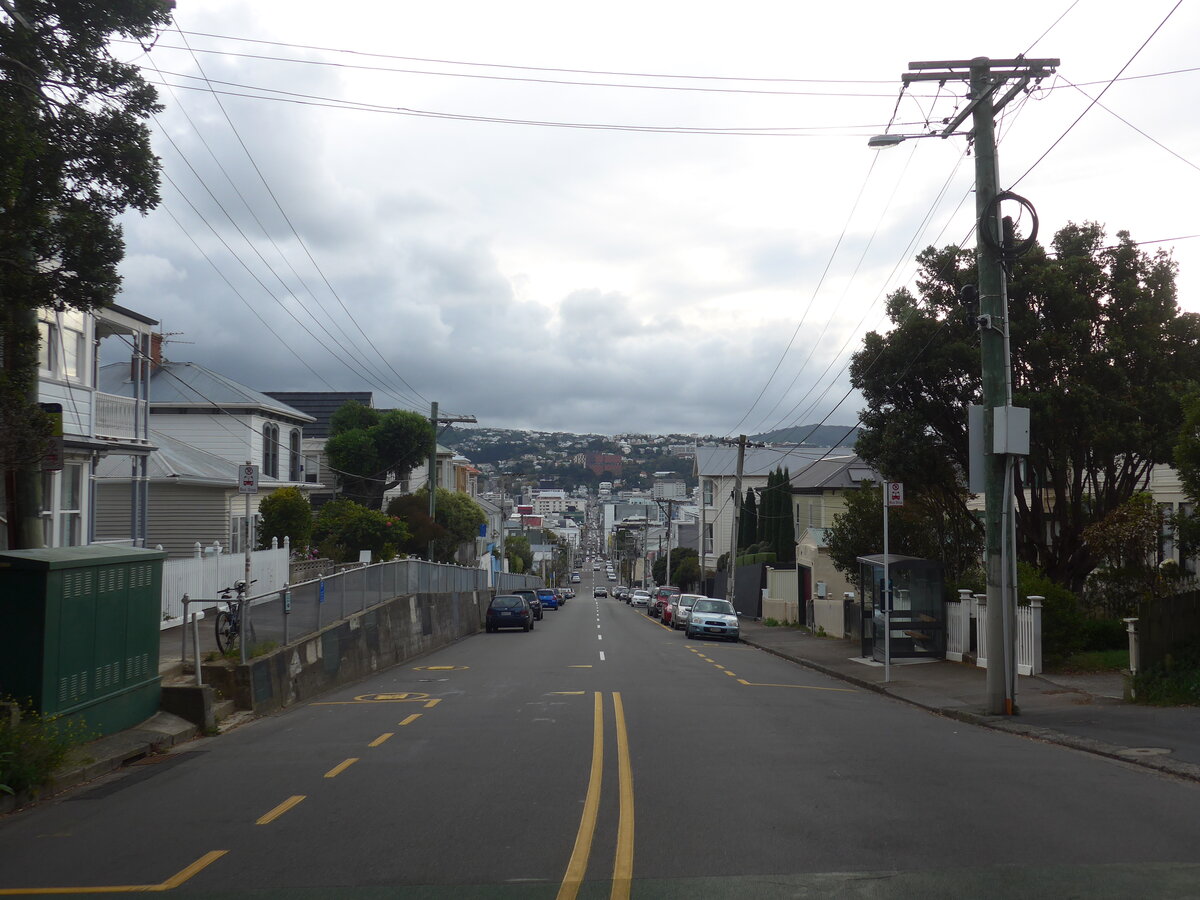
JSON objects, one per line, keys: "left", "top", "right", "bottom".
{"left": 550, "top": 691, "right": 587, "bottom": 695}
{"left": 369, "top": 733, "right": 394, "bottom": 747}
{"left": 257, "top": 795, "right": 306, "bottom": 825}
{"left": 399, "top": 714, "right": 422, "bottom": 726}
{"left": 324, "top": 758, "right": 359, "bottom": 778}
{"left": 423, "top": 698, "right": 442, "bottom": 708}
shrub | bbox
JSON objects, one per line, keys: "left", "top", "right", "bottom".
{"left": 1018, "top": 564, "right": 1084, "bottom": 666}
{"left": 1132, "top": 640, "right": 1200, "bottom": 705}
{"left": 0, "top": 706, "right": 91, "bottom": 796}
{"left": 257, "top": 486, "right": 312, "bottom": 550}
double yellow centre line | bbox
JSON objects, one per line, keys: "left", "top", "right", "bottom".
{"left": 557, "top": 692, "right": 634, "bottom": 900}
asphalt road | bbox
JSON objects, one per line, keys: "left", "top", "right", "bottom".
{"left": 5, "top": 566, "right": 1200, "bottom": 898}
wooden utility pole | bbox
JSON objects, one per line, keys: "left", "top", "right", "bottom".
{"left": 726, "top": 435, "right": 746, "bottom": 607}
{"left": 425, "top": 402, "right": 477, "bottom": 558}
{"left": 902, "top": 57, "right": 1056, "bottom": 715}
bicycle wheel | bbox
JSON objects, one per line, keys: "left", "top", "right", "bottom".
{"left": 215, "top": 610, "right": 238, "bottom": 654}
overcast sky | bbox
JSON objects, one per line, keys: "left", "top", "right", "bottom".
{"left": 108, "top": 0, "right": 1200, "bottom": 436}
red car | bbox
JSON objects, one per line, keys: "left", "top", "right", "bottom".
{"left": 653, "top": 586, "right": 681, "bottom": 621}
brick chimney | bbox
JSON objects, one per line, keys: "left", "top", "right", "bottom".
{"left": 131, "top": 332, "right": 165, "bottom": 380}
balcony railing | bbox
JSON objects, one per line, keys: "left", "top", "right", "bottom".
{"left": 94, "top": 391, "right": 148, "bottom": 442}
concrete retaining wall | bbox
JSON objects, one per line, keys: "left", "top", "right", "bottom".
{"left": 205, "top": 591, "right": 486, "bottom": 715}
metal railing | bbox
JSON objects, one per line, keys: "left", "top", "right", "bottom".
{"left": 179, "top": 557, "right": 542, "bottom": 678}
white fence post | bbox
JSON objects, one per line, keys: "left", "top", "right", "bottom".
{"left": 1026, "top": 596, "right": 1043, "bottom": 675}
{"left": 974, "top": 595, "right": 988, "bottom": 669}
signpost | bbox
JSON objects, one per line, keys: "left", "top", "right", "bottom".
{"left": 883, "top": 482, "right": 904, "bottom": 683}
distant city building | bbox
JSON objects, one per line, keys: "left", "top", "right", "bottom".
{"left": 652, "top": 479, "right": 687, "bottom": 500}
{"left": 582, "top": 452, "right": 623, "bottom": 477}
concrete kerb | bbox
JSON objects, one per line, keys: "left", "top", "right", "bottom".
{"left": 738, "top": 635, "right": 1200, "bottom": 785}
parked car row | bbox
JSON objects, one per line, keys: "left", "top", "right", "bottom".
{"left": 609, "top": 583, "right": 740, "bottom": 642}
{"left": 486, "top": 586, "right": 574, "bottom": 633}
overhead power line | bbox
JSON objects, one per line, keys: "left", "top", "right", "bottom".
{"left": 141, "top": 69, "right": 925, "bottom": 137}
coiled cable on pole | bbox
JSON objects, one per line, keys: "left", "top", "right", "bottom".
{"left": 978, "top": 190, "right": 1039, "bottom": 261}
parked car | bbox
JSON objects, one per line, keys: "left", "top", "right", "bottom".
{"left": 506, "top": 588, "right": 544, "bottom": 624}
{"left": 630, "top": 590, "right": 649, "bottom": 609}
{"left": 486, "top": 594, "right": 534, "bottom": 632}
{"left": 510, "top": 588, "right": 543, "bottom": 620}
{"left": 652, "top": 586, "right": 681, "bottom": 619}
{"left": 594, "top": 586, "right": 608, "bottom": 598}
{"left": 536, "top": 588, "right": 560, "bottom": 610}
{"left": 668, "top": 593, "right": 703, "bottom": 630}
{"left": 686, "top": 598, "right": 740, "bottom": 642}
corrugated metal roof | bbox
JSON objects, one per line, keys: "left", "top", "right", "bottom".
{"left": 98, "top": 362, "right": 314, "bottom": 423}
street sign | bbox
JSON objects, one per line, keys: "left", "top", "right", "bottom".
{"left": 238, "top": 464, "right": 259, "bottom": 494}
{"left": 887, "top": 482, "right": 904, "bottom": 507}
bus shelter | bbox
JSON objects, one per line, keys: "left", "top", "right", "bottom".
{"left": 856, "top": 554, "right": 945, "bottom": 662}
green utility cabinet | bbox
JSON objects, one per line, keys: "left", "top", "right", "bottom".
{"left": 0, "top": 545, "right": 166, "bottom": 736}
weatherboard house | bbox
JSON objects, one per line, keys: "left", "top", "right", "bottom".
{"left": 91, "top": 354, "right": 318, "bottom": 557}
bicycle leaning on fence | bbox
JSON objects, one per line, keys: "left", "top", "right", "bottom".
{"left": 215, "top": 579, "right": 257, "bottom": 654}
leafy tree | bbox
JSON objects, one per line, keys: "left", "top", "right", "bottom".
{"left": 826, "top": 481, "right": 983, "bottom": 592}
{"left": 673, "top": 556, "right": 701, "bottom": 592}
{"left": 312, "top": 499, "right": 407, "bottom": 563}
{"left": 1, "top": 1, "right": 172, "bottom": 547}
{"left": 386, "top": 487, "right": 486, "bottom": 563}
{"left": 652, "top": 547, "right": 697, "bottom": 585}
{"left": 1081, "top": 492, "right": 1185, "bottom": 617}
{"left": 504, "top": 534, "right": 532, "bottom": 574}
{"left": 257, "top": 486, "right": 312, "bottom": 550}
{"left": 851, "top": 224, "right": 1200, "bottom": 592}
{"left": 325, "top": 402, "right": 432, "bottom": 510}
{"left": 1173, "top": 391, "right": 1200, "bottom": 552}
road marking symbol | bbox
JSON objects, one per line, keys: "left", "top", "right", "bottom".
{"left": 399, "top": 714, "right": 422, "bottom": 726}
{"left": 412, "top": 665, "right": 468, "bottom": 671}
{"left": 550, "top": 691, "right": 587, "bottom": 695}
{"left": 599, "top": 651, "right": 606, "bottom": 661}
{"left": 324, "top": 758, "right": 359, "bottom": 778}
{"left": 569, "top": 665, "right": 593, "bottom": 668}
{"left": 257, "top": 795, "right": 306, "bottom": 825}
{"left": 369, "top": 733, "right": 394, "bottom": 747}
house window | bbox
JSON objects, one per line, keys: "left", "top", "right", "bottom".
{"left": 703, "top": 522, "right": 714, "bottom": 555}
{"left": 39, "top": 321, "right": 58, "bottom": 373}
{"left": 289, "top": 429, "right": 301, "bottom": 482}
{"left": 39, "top": 463, "right": 84, "bottom": 547}
{"left": 702, "top": 479, "right": 713, "bottom": 507}
{"left": 262, "top": 423, "right": 279, "bottom": 478}
{"left": 38, "top": 312, "right": 85, "bottom": 380}
{"left": 231, "top": 514, "right": 259, "bottom": 554}
{"left": 304, "top": 455, "right": 319, "bottom": 483}
{"left": 1159, "top": 503, "right": 1175, "bottom": 564}
{"left": 1181, "top": 503, "right": 1197, "bottom": 575}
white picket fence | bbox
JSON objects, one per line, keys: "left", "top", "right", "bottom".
{"left": 159, "top": 537, "right": 291, "bottom": 628}
{"left": 946, "top": 591, "right": 1043, "bottom": 675}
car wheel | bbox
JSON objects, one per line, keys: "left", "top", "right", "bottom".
{"left": 530, "top": 620, "right": 535, "bottom": 630}
{"left": 524, "top": 621, "right": 531, "bottom": 632}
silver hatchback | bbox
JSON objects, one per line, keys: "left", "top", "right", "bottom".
{"left": 685, "top": 598, "right": 740, "bottom": 642}
{"left": 670, "top": 593, "right": 704, "bottom": 630}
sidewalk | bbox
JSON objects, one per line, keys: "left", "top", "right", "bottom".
{"left": 738, "top": 620, "right": 1200, "bottom": 782}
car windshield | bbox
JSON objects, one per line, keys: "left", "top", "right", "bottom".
{"left": 693, "top": 600, "right": 734, "bottom": 615}
{"left": 679, "top": 596, "right": 699, "bottom": 607}
{"left": 490, "top": 596, "right": 521, "bottom": 609}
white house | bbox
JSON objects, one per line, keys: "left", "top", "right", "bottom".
{"left": 92, "top": 352, "right": 318, "bottom": 557}
{"left": 11, "top": 303, "right": 159, "bottom": 551}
